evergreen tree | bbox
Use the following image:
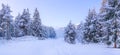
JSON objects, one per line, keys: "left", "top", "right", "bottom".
{"left": 0, "top": 4, "right": 13, "bottom": 40}
{"left": 92, "top": 9, "right": 104, "bottom": 43}
{"left": 15, "top": 9, "right": 31, "bottom": 37}
{"left": 83, "top": 9, "right": 103, "bottom": 43}
{"left": 14, "top": 14, "right": 21, "bottom": 37}
{"left": 31, "top": 8, "right": 46, "bottom": 40}
{"left": 64, "top": 21, "right": 76, "bottom": 44}
{"left": 94, "top": 16, "right": 103, "bottom": 43}
{"left": 90, "top": 9, "right": 99, "bottom": 43}
{"left": 83, "top": 9, "right": 98, "bottom": 43}
{"left": 100, "top": 0, "right": 120, "bottom": 48}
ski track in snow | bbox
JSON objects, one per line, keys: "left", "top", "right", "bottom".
{"left": 0, "top": 36, "right": 120, "bottom": 55}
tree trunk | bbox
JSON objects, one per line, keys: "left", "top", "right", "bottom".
{"left": 114, "top": 42, "right": 117, "bottom": 48}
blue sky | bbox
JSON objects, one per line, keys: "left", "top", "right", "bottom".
{"left": 0, "top": 0, "right": 102, "bottom": 28}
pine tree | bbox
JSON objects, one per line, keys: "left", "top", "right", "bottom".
{"left": 14, "top": 14, "right": 21, "bottom": 37}
{"left": 92, "top": 9, "right": 104, "bottom": 43}
{"left": 83, "top": 10, "right": 91, "bottom": 43}
{"left": 0, "top": 4, "right": 13, "bottom": 40}
{"left": 100, "top": 0, "right": 120, "bottom": 48}
{"left": 83, "top": 9, "right": 98, "bottom": 43}
{"left": 31, "top": 8, "right": 46, "bottom": 40}
{"left": 15, "top": 9, "right": 31, "bottom": 37}
{"left": 95, "top": 16, "right": 103, "bottom": 42}
{"left": 90, "top": 9, "right": 100, "bottom": 43}
{"left": 64, "top": 21, "right": 76, "bottom": 44}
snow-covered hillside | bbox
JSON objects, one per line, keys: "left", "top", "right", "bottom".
{"left": 0, "top": 36, "right": 120, "bottom": 55}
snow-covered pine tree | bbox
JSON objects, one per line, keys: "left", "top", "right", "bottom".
{"left": 83, "top": 9, "right": 92, "bottom": 43}
{"left": 94, "top": 15, "right": 103, "bottom": 43}
{"left": 14, "top": 14, "right": 22, "bottom": 37}
{"left": 0, "top": 4, "right": 13, "bottom": 40}
{"left": 100, "top": 0, "right": 120, "bottom": 48}
{"left": 16, "top": 9, "right": 31, "bottom": 37}
{"left": 31, "top": 8, "right": 46, "bottom": 40}
{"left": 91, "top": 9, "right": 104, "bottom": 43}
{"left": 112, "top": 0, "right": 120, "bottom": 48}
{"left": 89, "top": 9, "right": 99, "bottom": 43}
{"left": 100, "top": 0, "right": 117, "bottom": 42}
{"left": 64, "top": 21, "right": 76, "bottom": 44}
{"left": 83, "top": 9, "right": 98, "bottom": 43}
{"left": 83, "top": 9, "right": 103, "bottom": 43}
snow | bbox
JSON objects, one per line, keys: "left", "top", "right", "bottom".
{"left": 0, "top": 36, "right": 120, "bottom": 55}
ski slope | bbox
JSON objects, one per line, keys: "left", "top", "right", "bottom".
{"left": 0, "top": 36, "right": 120, "bottom": 55}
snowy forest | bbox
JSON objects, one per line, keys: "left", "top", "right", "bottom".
{"left": 0, "top": 4, "right": 56, "bottom": 40}
{"left": 0, "top": 0, "right": 120, "bottom": 55}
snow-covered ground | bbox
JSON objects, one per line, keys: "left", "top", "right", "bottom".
{"left": 0, "top": 36, "right": 120, "bottom": 55}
